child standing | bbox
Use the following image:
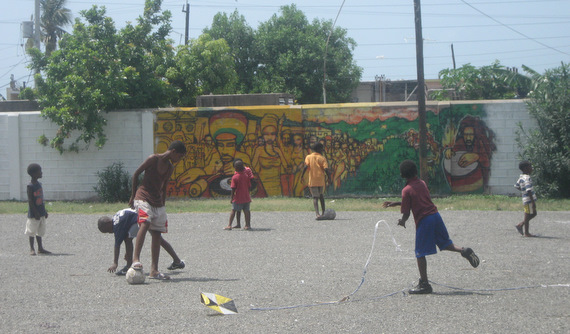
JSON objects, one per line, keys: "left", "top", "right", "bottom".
{"left": 227, "top": 159, "right": 254, "bottom": 229}
{"left": 98, "top": 208, "right": 185, "bottom": 276}
{"left": 383, "top": 160, "right": 479, "bottom": 294}
{"left": 25, "top": 163, "right": 51, "bottom": 255}
{"left": 514, "top": 160, "right": 537, "bottom": 237}
{"left": 301, "top": 142, "right": 332, "bottom": 220}
{"left": 226, "top": 160, "right": 252, "bottom": 230}
{"left": 129, "top": 140, "right": 187, "bottom": 280}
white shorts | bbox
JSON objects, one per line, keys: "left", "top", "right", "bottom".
{"left": 25, "top": 216, "right": 47, "bottom": 237}
{"left": 134, "top": 200, "right": 168, "bottom": 233}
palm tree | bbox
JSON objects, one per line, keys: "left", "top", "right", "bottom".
{"left": 40, "top": 0, "right": 72, "bottom": 56}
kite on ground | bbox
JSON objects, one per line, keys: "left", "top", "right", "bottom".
{"left": 200, "top": 292, "right": 238, "bottom": 315}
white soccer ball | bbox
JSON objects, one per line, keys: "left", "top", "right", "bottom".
{"left": 126, "top": 267, "right": 145, "bottom": 284}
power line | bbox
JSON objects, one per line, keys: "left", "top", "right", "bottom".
{"left": 460, "top": 0, "right": 570, "bottom": 56}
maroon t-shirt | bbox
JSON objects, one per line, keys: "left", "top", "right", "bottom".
{"left": 400, "top": 177, "right": 438, "bottom": 227}
{"left": 231, "top": 170, "right": 252, "bottom": 204}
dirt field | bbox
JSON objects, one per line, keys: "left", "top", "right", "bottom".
{"left": 1, "top": 210, "right": 568, "bottom": 333}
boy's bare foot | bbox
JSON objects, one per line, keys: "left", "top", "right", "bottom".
{"left": 515, "top": 225, "right": 524, "bottom": 235}
{"left": 233, "top": 225, "right": 241, "bottom": 229}
{"left": 30, "top": 250, "right": 36, "bottom": 256}
{"left": 244, "top": 226, "right": 251, "bottom": 230}
{"left": 38, "top": 249, "right": 51, "bottom": 254}
{"left": 524, "top": 233, "right": 535, "bottom": 237}
{"left": 224, "top": 226, "right": 232, "bottom": 230}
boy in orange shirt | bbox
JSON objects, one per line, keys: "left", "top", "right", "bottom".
{"left": 301, "top": 143, "right": 332, "bottom": 219}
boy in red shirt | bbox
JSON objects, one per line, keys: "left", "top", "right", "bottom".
{"left": 383, "top": 160, "right": 480, "bottom": 294}
{"left": 225, "top": 159, "right": 253, "bottom": 230}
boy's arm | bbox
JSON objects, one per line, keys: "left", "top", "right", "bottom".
{"left": 230, "top": 188, "right": 235, "bottom": 204}
{"left": 27, "top": 184, "right": 41, "bottom": 220}
{"left": 108, "top": 244, "right": 121, "bottom": 273}
{"left": 324, "top": 167, "right": 332, "bottom": 185}
{"left": 129, "top": 156, "right": 155, "bottom": 207}
{"left": 398, "top": 212, "right": 410, "bottom": 228}
{"left": 382, "top": 201, "right": 402, "bottom": 208}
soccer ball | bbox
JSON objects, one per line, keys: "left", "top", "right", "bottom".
{"left": 323, "top": 209, "right": 336, "bottom": 220}
{"left": 126, "top": 267, "right": 145, "bottom": 284}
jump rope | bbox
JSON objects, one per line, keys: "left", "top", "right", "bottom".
{"left": 250, "top": 220, "right": 569, "bottom": 311}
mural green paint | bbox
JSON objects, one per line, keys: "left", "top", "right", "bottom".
{"left": 156, "top": 103, "right": 496, "bottom": 198}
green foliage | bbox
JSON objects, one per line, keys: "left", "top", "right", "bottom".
{"left": 517, "top": 62, "right": 570, "bottom": 198}
{"left": 40, "top": 0, "right": 72, "bottom": 56}
{"left": 203, "top": 10, "right": 257, "bottom": 93}
{"left": 433, "top": 61, "right": 531, "bottom": 100}
{"left": 29, "top": 0, "right": 175, "bottom": 153}
{"left": 167, "top": 34, "right": 238, "bottom": 106}
{"left": 19, "top": 87, "right": 36, "bottom": 100}
{"left": 94, "top": 162, "right": 132, "bottom": 203}
{"left": 205, "top": 4, "right": 361, "bottom": 104}
{"left": 253, "top": 5, "right": 361, "bottom": 104}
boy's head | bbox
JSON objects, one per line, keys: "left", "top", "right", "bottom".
{"left": 311, "top": 142, "right": 324, "bottom": 154}
{"left": 27, "top": 163, "right": 42, "bottom": 178}
{"left": 97, "top": 216, "right": 113, "bottom": 233}
{"left": 519, "top": 160, "right": 532, "bottom": 173}
{"left": 168, "top": 140, "right": 187, "bottom": 163}
{"left": 399, "top": 160, "right": 418, "bottom": 179}
{"left": 233, "top": 159, "right": 245, "bottom": 172}
{"left": 168, "top": 140, "right": 187, "bottom": 154}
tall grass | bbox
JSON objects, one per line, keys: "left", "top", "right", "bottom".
{"left": 1, "top": 195, "right": 568, "bottom": 214}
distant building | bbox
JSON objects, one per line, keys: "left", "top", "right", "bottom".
{"left": 351, "top": 78, "right": 443, "bottom": 102}
{"left": 197, "top": 93, "right": 295, "bottom": 107}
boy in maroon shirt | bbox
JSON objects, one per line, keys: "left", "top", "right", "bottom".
{"left": 225, "top": 159, "right": 253, "bottom": 230}
{"left": 383, "top": 160, "right": 480, "bottom": 294}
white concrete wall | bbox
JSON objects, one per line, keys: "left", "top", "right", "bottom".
{"left": 0, "top": 102, "right": 535, "bottom": 200}
{"left": 482, "top": 100, "right": 536, "bottom": 195}
{"left": 0, "top": 110, "right": 154, "bottom": 201}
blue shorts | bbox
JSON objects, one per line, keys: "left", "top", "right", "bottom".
{"left": 415, "top": 212, "right": 453, "bottom": 258}
{"left": 232, "top": 202, "right": 250, "bottom": 211}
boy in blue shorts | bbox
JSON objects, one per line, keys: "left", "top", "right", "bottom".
{"left": 98, "top": 208, "right": 185, "bottom": 275}
{"left": 383, "top": 160, "right": 480, "bottom": 294}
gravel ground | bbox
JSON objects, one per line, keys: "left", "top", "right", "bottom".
{"left": 1, "top": 209, "right": 569, "bottom": 333}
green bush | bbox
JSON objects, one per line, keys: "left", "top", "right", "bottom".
{"left": 94, "top": 162, "right": 132, "bottom": 202}
{"left": 517, "top": 63, "right": 570, "bottom": 198}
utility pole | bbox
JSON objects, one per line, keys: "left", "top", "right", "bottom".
{"left": 451, "top": 43, "right": 456, "bottom": 69}
{"left": 182, "top": 1, "right": 190, "bottom": 45}
{"left": 413, "top": 0, "right": 428, "bottom": 182}
{"left": 34, "top": 0, "right": 41, "bottom": 50}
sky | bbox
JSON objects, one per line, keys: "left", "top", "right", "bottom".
{"left": 1, "top": 0, "right": 569, "bottom": 94}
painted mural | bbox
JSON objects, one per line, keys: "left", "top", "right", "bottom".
{"left": 155, "top": 103, "right": 496, "bottom": 198}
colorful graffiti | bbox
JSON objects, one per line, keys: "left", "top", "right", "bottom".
{"left": 156, "top": 103, "right": 496, "bottom": 198}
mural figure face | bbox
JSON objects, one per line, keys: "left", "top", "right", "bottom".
{"left": 262, "top": 125, "right": 277, "bottom": 145}
{"left": 281, "top": 132, "right": 291, "bottom": 145}
{"left": 293, "top": 134, "right": 303, "bottom": 147}
{"left": 215, "top": 134, "right": 237, "bottom": 163}
{"left": 463, "top": 127, "right": 475, "bottom": 147}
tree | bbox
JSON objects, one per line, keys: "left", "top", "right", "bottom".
{"left": 203, "top": 10, "right": 257, "bottom": 93}
{"left": 252, "top": 5, "right": 361, "bottom": 104}
{"left": 434, "top": 61, "right": 531, "bottom": 100}
{"left": 29, "top": 0, "right": 175, "bottom": 153}
{"left": 40, "top": 0, "right": 72, "bottom": 56}
{"left": 167, "top": 34, "right": 238, "bottom": 106}
{"left": 517, "top": 62, "right": 570, "bottom": 197}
